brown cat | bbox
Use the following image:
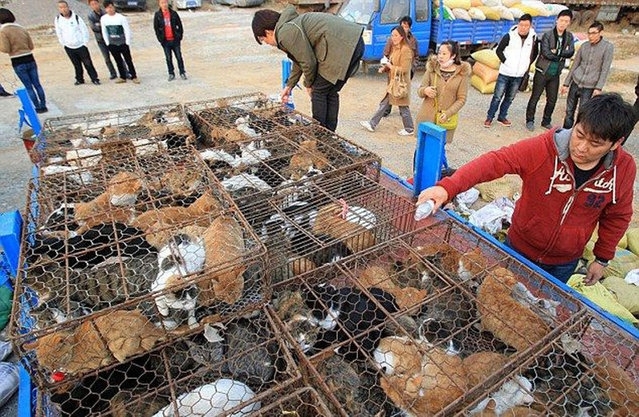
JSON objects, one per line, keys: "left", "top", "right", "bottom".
{"left": 463, "top": 351, "right": 510, "bottom": 388}
{"left": 358, "top": 265, "right": 428, "bottom": 310}
{"left": 476, "top": 268, "right": 550, "bottom": 352}
{"left": 287, "top": 139, "right": 330, "bottom": 180}
{"left": 199, "top": 215, "right": 247, "bottom": 305}
{"left": 311, "top": 203, "right": 376, "bottom": 253}
{"left": 414, "top": 243, "right": 487, "bottom": 283}
{"left": 592, "top": 356, "right": 639, "bottom": 417}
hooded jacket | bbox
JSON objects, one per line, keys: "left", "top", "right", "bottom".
{"left": 496, "top": 25, "right": 537, "bottom": 77}
{"left": 438, "top": 128, "right": 635, "bottom": 264}
{"left": 275, "top": 6, "right": 363, "bottom": 88}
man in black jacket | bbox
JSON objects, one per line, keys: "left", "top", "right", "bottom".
{"left": 87, "top": 0, "right": 117, "bottom": 80}
{"left": 525, "top": 9, "right": 574, "bottom": 131}
{"left": 153, "top": 0, "right": 186, "bottom": 81}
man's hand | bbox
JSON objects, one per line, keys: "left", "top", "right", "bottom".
{"left": 583, "top": 261, "right": 606, "bottom": 286}
{"left": 416, "top": 186, "right": 449, "bottom": 212}
{"left": 280, "top": 86, "right": 292, "bottom": 104}
{"left": 593, "top": 89, "right": 602, "bottom": 96}
{"left": 560, "top": 85, "right": 568, "bottom": 95}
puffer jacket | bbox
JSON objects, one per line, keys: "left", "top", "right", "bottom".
{"left": 275, "top": 6, "right": 363, "bottom": 88}
{"left": 438, "top": 128, "right": 635, "bottom": 264}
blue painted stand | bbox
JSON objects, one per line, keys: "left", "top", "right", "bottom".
{"left": 281, "top": 59, "right": 295, "bottom": 110}
{"left": 412, "top": 122, "right": 447, "bottom": 197}
{"left": 16, "top": 88, "right": 41, "bottom": 138}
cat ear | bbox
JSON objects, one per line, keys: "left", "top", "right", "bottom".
{"left": 485, "top": 398, "right": 497, "bottom": 411}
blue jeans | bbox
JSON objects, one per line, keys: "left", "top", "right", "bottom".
{"left": 487, "top": 74, "right": 522, "bottom": 121}
{"left": 162, "top": 40, "right": 185, "bottom": 76}
{"left": 14, "top": 61, "right": 46, "bottom": 110}
{"left": 505, "top": 238, "right": 578, "bottom": 283}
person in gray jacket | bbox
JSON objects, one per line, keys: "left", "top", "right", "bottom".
{"left": 561, "top": 21, "right": 613, "bottom": 129}
{"left": 525, "top": 9, "right": 574, "bottom": 131}
{"left": 252, "top": 6, "right": 364, "bottom": 132}
{"left": 88, "top": 0, "right": 116, "bottom": 80}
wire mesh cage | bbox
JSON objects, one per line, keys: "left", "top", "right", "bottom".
{"left": 183, "top": 92, "right": 315, "bottom": 148}
{"left": 10, "top": 144, "right": 270, "bottom": 386}
{"left": 38, "top": 103, "right": 194, "bottom": 166}
{"left": 250, "top": 386, "right": 333, "bottom": 417}
{"left": 30, "top": 308, "right": 303, "bottom": 417}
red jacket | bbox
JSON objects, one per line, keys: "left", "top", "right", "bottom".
{"left": 439, "top": 128, "right": 636, "bottom": 264}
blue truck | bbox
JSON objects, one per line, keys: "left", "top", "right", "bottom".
{"left": 337, "top": 0, "right": 557, "bottom": 68}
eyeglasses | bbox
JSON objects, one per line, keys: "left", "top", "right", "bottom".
{"left": 588, "top": 31, "right": 600, "bottom": 35}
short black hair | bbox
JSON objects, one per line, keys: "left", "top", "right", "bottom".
{"left": 0, "top": 8, "right": 16, "bottom": 24}
{"left": 557, "top": 9, "right": 572, "bottom": 20}
{"left": 590, "top": 20, "right": 604, "bottom": 32}
{"left": 252, "top": 9, "right": 280, "bottom": 45}
{"left": 103, "top": 0, "right": 114, "bottom": 8}
{"left": 519, "top": 13, "right": 532, "bottom": 22}
{"left": 399, "top": 15, "right": 412, "bottom": 27}
{"left": 576, "top": 93, "right": 635, "bottom": 143}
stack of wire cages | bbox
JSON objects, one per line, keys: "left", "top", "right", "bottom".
{"left": 183, "top": 92, "right": 316, "bottom": 148}
{"left": 31, "top": 308, "right": 305, "bottom": 416}
{"left": 266, "top": 215, "right": 611, "bottom": 416}
{"left": 36, "top": 102, "right": 194, "bottom": 167}
{"left": 244, "top": 170, "right": 417, "bottom": 286}
{"left": 9, "top": 142, "right": 271, "bottom": 413}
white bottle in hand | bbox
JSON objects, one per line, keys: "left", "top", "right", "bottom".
{"left": 415, "top": 199, "right": 435, "bottom": 221}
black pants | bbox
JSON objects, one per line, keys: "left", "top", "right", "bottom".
{"left": 310, "top": 37, "right": 364, "bottom": 132}
{"left": 563, "top": 82, "right": 594, "bottom": 129}
{"left": 162, "top": 40, "right": 185, "bottom": 76}
{"left": 108, "top": 43, "right": 137, "bottom": 80}
{"left": 525, "top": 71, "right": 560, "bottom": 125}
{"left": 64, "top": 45, "right": 99, "bottom": 83}
{"left": 97, "top": 40, "right": 117, "bottom": 77}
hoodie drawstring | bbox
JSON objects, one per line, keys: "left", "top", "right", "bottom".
{"left": 545, "top": 157, "right": 559, "bottom": 195}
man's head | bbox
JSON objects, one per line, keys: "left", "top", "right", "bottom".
{"left": 588, "top": 21, "right": 604, "bottom": 44}
{"left": 159, "top": 0, "right": 170, "bottom": 11}
{"left": 0, "top": 8, "right": 16, "bottom": 24}
{"left": 399, "top": 15, "right": 412, "bottom": 33}
{"left": 88, "top": 0, "right": 101, "bottom": 12}
{"left": 103, "top": 0, "right": 116, "bottom": 15}
{"left": 517, "top": 13, "right": 532, "bottom": 36}
{"left": 252, "top": 9, "right": 280, "bottom": 46}
{"left": 555, "top": 9, "right": 572, "bottom": 33}
{"left": 569, "top": 93, "right": 635, "bottom": 166}
{"left": 57, "top": 0, "right": 70, "bottom": 17}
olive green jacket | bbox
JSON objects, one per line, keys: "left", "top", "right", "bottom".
{"left": 275, "top": 6, "right": 363, "bottom": 88}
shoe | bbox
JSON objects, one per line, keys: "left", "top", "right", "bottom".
{"left": 541, "top": 122, "right": 553, "bottom": 130}
{"left": 109, "top": 74, "right": 117, "bottom": 80}
{"left": 131, "top": 78, "right": 140, "bottom": 84}
{"left": 35, "top": 106, "right": 48, "bottom": 114}
{"left": 126, "top": 73, "right": 133, "bottom": 79}
{"left": 440, "top": 167, "right": 457, "bottom": 178}
{"left": 115, "top": 78, "right": 126, "bottom": 83}
{"left": 168, "top": 74, "right": 175, "bottom": 81}
{"left": 180, "top": 73, "right": 187, "bottom": 80}
{"left": 0, "top": 90, "right": 11, "bottom": 97}
{"left": 91, "top": 79, "right": 100, "bottom": 85}
{"left": 398, "top": 129, "right": 414, "bottom": 136}
{"left": 525, "top": 121, "right": 534, "bottom": 132}
{"left": 497, "top": 118, "right": 512, "bottom": 127}
{"left": 360, "top": 120, "right": 375, "bottom": 132}
{"left": 483, "top": 119, "right": 492, "bottom": 128}
{"left": 74, "top": 80, "right": 85, "bottom": 86}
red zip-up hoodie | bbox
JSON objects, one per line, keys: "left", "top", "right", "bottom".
{"left": 438, "top": 128, "right": 636, "bottom": 264}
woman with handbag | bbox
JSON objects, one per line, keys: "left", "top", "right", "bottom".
{"left": 360, "top": 25, "right": 414, "bottom": 136}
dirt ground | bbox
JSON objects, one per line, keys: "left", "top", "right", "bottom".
{"left": 0, "top": 1, "right": 637, "bottom": 224}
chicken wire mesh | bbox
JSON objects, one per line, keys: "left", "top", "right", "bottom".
{"left": 28, "top": 309, "right": 303, "bottom": 417}
{"left": 37, "top": 103, "right": 194, "bottom": 166}
{"left": 10, "top": 144, "right": 270, "bottom": 386}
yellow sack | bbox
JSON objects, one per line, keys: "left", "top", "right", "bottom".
{"left": 601, "top": 276, "right": 639, "bottom": 314}
{"left": 471, "top": 49, "right": 501, "bottom": 69}
{"left": 444, "top": 0, "right": 472, "bottom": 8}
{"left": 468, "top": 7, "right": 487, "bottom": 20}
{"left": 510, "top": 4, "right": 542, "bottom": 17}
{"left": 567, "top": 274, "right": 638, "bottom": 324}
{"left": 473, "top": 61, "right": 499, "bottom": 84}
{"left": 626, "top": 227, "right": 639, "bottom": 255}
{"left": 582, "top": 240, "right": 595, "bottom": 262}
{"left": 476, "top": 6, "right": 501, "bottom": 20}
{"left": 603, "top": 248, "right": 639, "bottom": 279}
{"left": 502, "top": 0, "right": 519, "bottom": 6}
{"left": 475, "top": 175, "right": 521, "bottom": 201}
{"left": 471, "top": 74, "right": 496, "bottom": 94}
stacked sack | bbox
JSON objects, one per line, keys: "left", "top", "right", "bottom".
{"left": 470, "top": 49, "right": 500, "bottom": 93}
{"left": 435, "top": 0, "right": 568, "bottom": 21}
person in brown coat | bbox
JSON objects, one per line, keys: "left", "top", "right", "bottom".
{"left": 416, "top": 41, "right": 471, "bottom": 143}
{"left": 360, "top": 25, "right": 414, "bottom": 136}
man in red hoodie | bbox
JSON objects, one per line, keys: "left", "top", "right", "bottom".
{"left": 417, "top": 93, "right": 636, "bottom": 285}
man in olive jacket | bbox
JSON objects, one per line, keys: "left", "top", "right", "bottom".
{"left": 252, "top": 6, "right": 364, "bottom": 132}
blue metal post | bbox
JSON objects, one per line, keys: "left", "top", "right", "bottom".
{"left": 16, "top": 88, "right": 41, "bottom": 136}
{"left": 281, "top": 59, "right": 294, "bottom": 109}
{"left": 413, "top": 122, "right": 447, "bottom": 197}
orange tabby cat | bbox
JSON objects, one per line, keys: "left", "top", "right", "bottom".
{"left": 358, "top": 265, "right": 428, "bottom": 310}
{"left": 287, "top": 139, "right": 330, "bottom": 180}
{"left": 463, "top": 351, "right": 510, "bottom": 388}
{"left": 311, "top": 203, "right": 376, "bottom": 253}
{"left": 414, "top": 243, "right": 487, "bottom": 282}
{"left": 476, "top": 268, "right": 550, "bottom": 352}
{"left": 592, "top": 356, "right": 639, "bottom": 416}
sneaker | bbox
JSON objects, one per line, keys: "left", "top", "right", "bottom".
{"left": 483, "top": 119, "right": 492, "bottom": 128}
{"left": 115, "top": 78, "right": 126, "bottom": 84}
{"left": 131, "top": 78, "right": 141, "bottom": 84}
{"left": 109, "top": 74, "right": 117, "bottom": 80}
{"left": 497, "top": 118, "right": 512, "bottom": 127}
{"left": 168, "top": 74, "right": 175, "bottom": 81}
{"left": 398, "top": 128, "right": 414, "bottom": 136}
{"left": 360, "top": 120, "right": 375, "bottom": 132}
{"left": 525, "top": 121, "right": 534, "bottom": 132}
{"left": 91, "top": 79, "right": 100, "bottom": 85}
{"left": 180, "top": 73, "right": 187, "bottom": 80}
{"left": 74, "top": 80, "right": 85, "bottom": 86}
{"left": 541, "top": 122, "right": 553, "bottom": 130}
{"left": 35, "top": 106, "right": 48, "bottom": 114}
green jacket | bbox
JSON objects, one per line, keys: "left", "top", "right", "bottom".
{"left": 275, "top": 6, "right": 363, "bottom": 88}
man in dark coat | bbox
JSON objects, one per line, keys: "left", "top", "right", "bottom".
{"left": 153, "top": 0, "right": 186, "bottom": 81}
{"left": 88, "top": 0, "right": 117, "bottom": 80}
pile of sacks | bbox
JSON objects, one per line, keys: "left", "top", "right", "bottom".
{"left": 436, "top": 0, "right": 568, "bottom": 21}
{"left": 470, "top": 49, "right": 501, "bottom": 94}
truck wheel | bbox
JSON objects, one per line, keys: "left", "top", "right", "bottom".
{"left": 582, "top": 10, "right": 597, "bottom": 28}
{"left": 571, "top": 10, "right": 582, "bottom": 27}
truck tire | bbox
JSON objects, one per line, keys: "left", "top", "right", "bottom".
{"left": 582, "top": 10, "right": 597, "bottom": 28}
{"left": 571, "top": 10, "right": 582, "bottom": 27}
